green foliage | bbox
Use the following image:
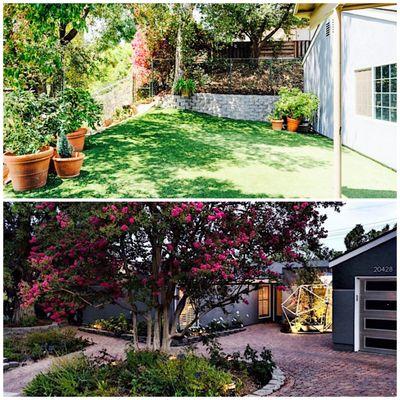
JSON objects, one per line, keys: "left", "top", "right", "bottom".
{"left": 4, "top": 91, "right": 56, "bottom": 155}
{"left": 344, "top": 223, "right": 394, "bottom": 251}
{"left": 25, "top": 350, "right": 238, "bottom": 397}
{"left": 268, "top": 108, "right": 283, "bottom": 121}
{"left": 59, "top": 87, "right": 103, "bottom": 132}
{"left": 275, "top": 87, "right": 319, "bottom": 120}
{"left": 4, "top": 328, "right": 91, "bottom": 362}
{"left": 174, "top": 78, "right": 196, "bottom": 96}
{"left": 57, "top": 133, "right": 74, "bottom": 158}
{"left": 90, "top": 314, "right": 129, "bottom": 336}
{"left": 17, "top": 315, "right": 39, "bottom": 327}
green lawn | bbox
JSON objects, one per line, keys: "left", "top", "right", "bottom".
{"left": 4, "top": 108, "right": 396, "bottom": 199}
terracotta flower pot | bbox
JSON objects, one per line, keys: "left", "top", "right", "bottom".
{"left": 271, "top": 119, "right": 284, "bottom": 131}
{"left": 287, "top": 117, "right": 301, "bottom": 132}
{"left": 4, "top": 146, "right": 54, "bottom": 192}
{"left": 53, "top": 152, "right": 85, "bottom": 179}
{"left": 67, "top": 128, "right": 87, "bottom": 152}
{"left": 103, "top": 119, "right": 113, "bottom": 127}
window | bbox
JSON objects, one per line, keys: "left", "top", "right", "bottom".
{"left": 355, "top": 69, "right": 372, "bottom": 116}
{"left": 374, "top": 63, "right": 397, "bottom": 122}
{"left": 258, "top": 285, "right": 270, "bottom": 318}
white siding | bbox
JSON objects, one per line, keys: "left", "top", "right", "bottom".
{"left": 341, "top": 11, "right": 397, "bottom": 169}
{"left": 303, "top": 20, "right": 334, "bottom": 138}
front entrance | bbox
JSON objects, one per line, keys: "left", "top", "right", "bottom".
{"left": 258, "top": 284, "right": 282, "bottom": 322}
{"left": 356, "top": 277, "right": 396, "bottom": 355}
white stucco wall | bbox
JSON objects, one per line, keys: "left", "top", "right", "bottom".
{"left": 341, "top": 10, "right": 397, "bottom": 169}
{"left": 303, "top": 9, "right": 397, "bottom": 169}
{"left": 303, "top": 20, "right": 334, "bottom": 138}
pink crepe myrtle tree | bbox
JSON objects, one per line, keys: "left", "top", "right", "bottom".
{"left": 19, "top": 202, "right": 337, "bottom": 352}
{"left": 131, "top": 28, "right": 151, "bottom": 98}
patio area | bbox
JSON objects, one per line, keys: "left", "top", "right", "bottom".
{"left": 4, "top": 108, "right": 396, "bottom": 199}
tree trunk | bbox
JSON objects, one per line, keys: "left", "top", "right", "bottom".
{"left": 131, "top": 310, "right": 139, "bottom": 350}
{"left": 161, "top": 302, "right": 171, "bottom": 352}
{"left": 145, "top": 311, "right": 153, "bottom": 349}
{"left": 250, "top": 40, "right": 262, "bottom": 60}
{"left": 153, "top": 308, "right": 161, "bottom": 351}
{"left": 173, "top": 24, "right": 183, "bottom": 89}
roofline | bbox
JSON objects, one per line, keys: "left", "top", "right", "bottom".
{"left": 330, "top": 229, "right": 397, "bottom": 267}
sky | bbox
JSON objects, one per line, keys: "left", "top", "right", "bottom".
{"left": 319, "top": 200, "right": 397, "bottom": 251}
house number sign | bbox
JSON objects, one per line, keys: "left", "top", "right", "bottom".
{"left": 372, "top": 266, "right": 394, "bottom": 273}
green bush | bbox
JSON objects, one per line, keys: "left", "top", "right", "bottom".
{"left": 174, "top": 78, "right": 196, "bottom": 97}
{"left": 274, "top": 87, "right": 319, "bottom": 121}
{"left": 4, "top": 328, "right": 91, "bottom": 362}
{"left": 24, "top": 350, "right": 238, "bottom": 397}
{"left": 4, "top": 91, "right": 56, "bottom": 155}
{"left": 59, "top": 87, "right": 103, "bottom": 133}
{"left": 57, "top": 132, "right": 74, "bottom": 158}
{"left": 90, "top": 313, "right": 129, "bottom": 336}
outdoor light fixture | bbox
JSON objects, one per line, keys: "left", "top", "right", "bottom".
{"left": 282, "top": 283, "right": 332, "bottom": 334}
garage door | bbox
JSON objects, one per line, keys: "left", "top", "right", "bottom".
{"left": 359, "top": 278, "right": 396, "bottom": 355}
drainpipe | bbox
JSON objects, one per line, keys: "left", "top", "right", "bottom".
{"left": 332, "top": 6, "right": 342, "bottom": 197}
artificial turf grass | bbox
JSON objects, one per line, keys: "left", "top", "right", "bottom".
{"left": 4, "top": 108, "right": 396, "bottom": 199}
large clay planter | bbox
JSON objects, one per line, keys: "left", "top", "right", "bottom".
{"left": 53, "top": 152, "right": 85, "bottom": 179}
{"left": 287, "top": 117, "right": 301, "bottom": 132}
{"left": 271, "top": 119, "right": 284, "bottom": 131}
{"left": 67, "top": 128, "right": 87, "bottom": 152}
{"left": 4, "top": 146, "right": 54, "bottom": 191}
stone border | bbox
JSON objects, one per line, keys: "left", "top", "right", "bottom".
{"left": 4, "top": 323, "right": 58, "bottom": 337}
{"left": 78, "top": 326, "right": 246, "bottom": 347}
{"left": 248, "top": 366, "right": 286, "bottom": 397}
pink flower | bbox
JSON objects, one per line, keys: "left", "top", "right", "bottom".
{"left": 29, "top": 236, "right": 37, "bottom": 244}
{"left": 185, "top": 214, "right": 192, "bottom": 223}
{"left": 166, "top": 243, "right": 174, "bottom": 252}
{"left": 171, "top": 207, "right": 183, "bottom": 217}
{"left": 121, "top": 206, "right": 129, "bottom": 214}
{"left": 121, "top": 224, "right": 129, "bottom": 232}
{"left": 129, "top": 217, "right": 135, "bottom": 224}
{"left": 207, "top": 215, "right": 216, "bottom": 221}
{"left": 193, "top": 242, "right": 201, "bottom": 249}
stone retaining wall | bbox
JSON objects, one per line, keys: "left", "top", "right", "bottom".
{"left": 4, "top": 323, "right": 58, "bottom": 337}
{"left": 155, "top": 93, "right": 278, "bottom": 122}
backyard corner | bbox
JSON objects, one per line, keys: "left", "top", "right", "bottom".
{"left": 4, "top": 108, "right": 396, "bottom": 199}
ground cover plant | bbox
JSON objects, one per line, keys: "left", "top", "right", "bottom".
{"left": 23, "top": 344, "right": 273, "bottom": 397}
{"left": 4, "top": 109, "right": 396, "bottom": 198}
{"left": 4, "top": 328, "right": 91, "bottom": 363}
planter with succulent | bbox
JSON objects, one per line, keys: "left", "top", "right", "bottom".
{"left": 268, "top": 108, "right": 284, "bottom": 131}
{"left": 53, "top": 132, "right": 85, "bottom": 179}
{"left": 3, "top": 91, "right": 54, "bottom": 191}
{"left": 174, "top": 78, "right": 196, "bottom": 98}
{"left": 274, "top": 88, "right": 319, "bottom": 132}
{"left": 60, "top": 88, "right": 103, "bottom": 152}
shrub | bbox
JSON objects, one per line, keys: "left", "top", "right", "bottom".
{"left": 275, "top": 87, "right": 319, "bottom": 121}
{"left": 174, "top": 78, "right": 196, "bottom": 97}
{"left": 90, "top": 314, "right": 129, "bottom": 336}
{"left": 4, "top": 328, "right": 91, "bottom": 362}
{"left": 59, "top": 87, "right": 103, "bottom": 133}
{"left": 57, "top": 132, "right": 74, "bottom": 158}
{"left": 4, "top": 91, "right": 56, "bottom": 155}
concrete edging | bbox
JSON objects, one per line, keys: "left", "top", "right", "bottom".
{"left": 248, "top": 366, "right": 286, "bottom": 397}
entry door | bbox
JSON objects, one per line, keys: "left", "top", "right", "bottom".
{"left": 258, "top": 284, "right": 271, "bottom": 318}
{"left": 358, "top": 278, "right": 396, "bottom": 355}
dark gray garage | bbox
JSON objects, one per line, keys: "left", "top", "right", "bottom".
{"left": 331, "top": 229, "right": 396, "bottom": 355}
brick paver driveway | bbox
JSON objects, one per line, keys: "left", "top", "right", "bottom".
{"left": 199, "top": 323, "right": 396, "bottom": 397}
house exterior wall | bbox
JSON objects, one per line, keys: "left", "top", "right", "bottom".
{"left": 303, "top": 21, "right": 334, "bottom": 138}
{"left": 332, "top": 236, "right": 396, "bottom": 350}
{"left": 155, "top": 93, "right": 278, "bottom": 122}
{"left": 341, "top": 11, "right": 397, "bottom": 169}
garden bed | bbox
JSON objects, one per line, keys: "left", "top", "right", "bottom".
{"left": 23, "top": 344, "right": 278, "bottom": 397}
{"left": 4, "top": 327, "right": 92, "bottom": 365}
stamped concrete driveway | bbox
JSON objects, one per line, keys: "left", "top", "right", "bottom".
{"left": 198, "top": 323, "right": 396, "bottom": 397}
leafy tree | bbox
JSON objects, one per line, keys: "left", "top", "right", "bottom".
{"left": 344, "top": 223, "right": 394, "bottom": 251}
{"left": 19, "top": 202, "right": 335, "bottom": 352}
{"left": 3, "top": 4, "right": 135, "bottom": 93}
{"left": 200, "top": 3, "right": 304, "bottom": 59}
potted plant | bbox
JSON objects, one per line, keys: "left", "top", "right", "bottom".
{"left": 174, "top": 78, "right": 196, "bottom": 98}
{"left": 275, "top": 88, "right": 319, "bottom": 132}
{"left": 60, "top": 88, "right": 102, "bottom": 152}
{"left": 53, "top": 132, "right": 85, "bottom": 179}
{"left": 3, "top": 91, "right": 54, "bottom": 191}
{"left": 268, "top": 108, "right": 284, "bottom": 131}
